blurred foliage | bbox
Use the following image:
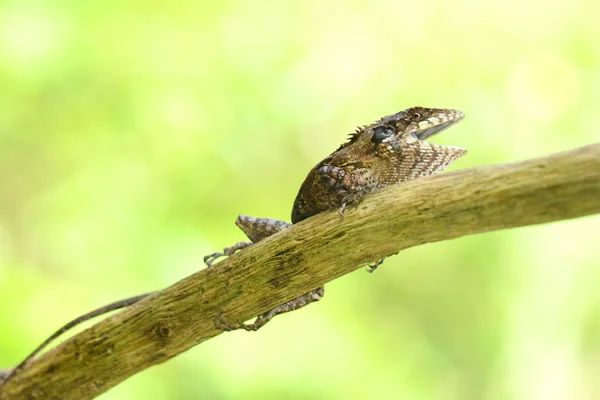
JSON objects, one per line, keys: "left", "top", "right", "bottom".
{"left": 0, "top": 0, "right": 599, "bottom": 399}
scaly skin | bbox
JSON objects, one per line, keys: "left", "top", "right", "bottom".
{"left": 206, "top": 106, "right": 467, "bottom": 331}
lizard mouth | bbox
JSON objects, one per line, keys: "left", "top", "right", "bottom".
{"left": 410, "top": 111, "right": 465, "bottom": 142}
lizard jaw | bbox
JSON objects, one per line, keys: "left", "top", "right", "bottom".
{"left": 411, "top": 110, "right": 465, "bottom": 141}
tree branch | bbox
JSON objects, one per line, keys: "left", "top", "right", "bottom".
{"left": 1, "top": 143, "right": 599, "bottom": 400}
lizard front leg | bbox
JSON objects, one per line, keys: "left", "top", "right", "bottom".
{"left": 316, "top": 165, "right": 372, "bottom": 216}
{"left": 316, "top": 165, "right": 388, "bottom": 271}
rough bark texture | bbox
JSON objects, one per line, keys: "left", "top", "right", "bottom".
{"left": 1, "top": 143, "right": 599, "bottom": 400}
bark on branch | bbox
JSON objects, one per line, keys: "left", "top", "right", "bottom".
{"left": 1, "top": 143, "right": 599, "bottom": 400}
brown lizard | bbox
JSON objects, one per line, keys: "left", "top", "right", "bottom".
{"left": 0, "top": 106, "right": 466, "bottom": 388}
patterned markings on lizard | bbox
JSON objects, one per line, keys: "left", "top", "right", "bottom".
{"left": 205, "top": 106, "right": 467, "bottom": 331}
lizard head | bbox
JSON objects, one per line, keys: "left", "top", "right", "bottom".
{"left": 292, "top": 107, "right": 467, "bottom": 222}
{"left": 339, "top": 107, "right": 467, "bottom": 183}
{"left": 371, "top": 106, "right": 465, "bottom": 143}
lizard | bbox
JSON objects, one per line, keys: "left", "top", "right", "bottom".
{"left": 204, "top": 106, "right": 467, "bottom": 330}
{"left": 0, "top": 106, "right": 466, "bottom": 389}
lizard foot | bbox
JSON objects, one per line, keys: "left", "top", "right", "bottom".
{"left": 203, "top": 252, "right": 224, "bottom": 268}
{"left": 214, "top": 313, "right": 262, "bottom": 332}
{"left": 366, "top": 258, "right": 386, "bottom": 273}
{"left": 214, "top": 313, "right": 241, "bottom": 331}
{"left": 366, "top": 252, "right": 398, "bottom": 272}
{"left": 215, "top": 287, "right": 325, "bottom": 333}
{"left": 203, "top": 241, "right": 253, "bottom": 268}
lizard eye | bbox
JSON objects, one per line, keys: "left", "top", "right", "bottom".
{"left": 372, "top": 126, "right": 394, "bottom": 143}
{"left": 411, "top": 112, "right": 422, "bottom": 121}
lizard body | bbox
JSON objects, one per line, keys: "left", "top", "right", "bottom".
{"left": 1, "top": 106, "right": 466, "bottom": 388}
{"left": 205, "top": 106, "right": 466, "bottom": 330}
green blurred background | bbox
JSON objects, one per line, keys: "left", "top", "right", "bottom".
{"left": 0, "top": 0, "right": 599, "bottom": 399}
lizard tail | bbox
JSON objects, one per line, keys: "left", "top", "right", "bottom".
{"left": 0, "top": 292, "right": 153, "bottom": 390}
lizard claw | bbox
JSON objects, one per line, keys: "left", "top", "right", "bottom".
{"left": 204, "top": 241, "right": 254, "bottom": 269}
{"left": 203, "top": 252, "right": 224, "bottom": 268}
{"left": 366, "top": 258, "right": 385, "bottom": 273}
{"left": 338, "top": 192, "right": 365, "bottom": 217}
{"left": 214, "top": 313, "right": 241, "bottom": 331}
{"left": 214, "top": 313, "right": 260, "bottom": 332}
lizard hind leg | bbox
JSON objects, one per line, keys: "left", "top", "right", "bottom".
{"left": 203, "top": 215, "right": 292, "bottom": 267}
{"left": 203, "top": 241, "right": 254, "bottom": 267}
{"left": 216, "top": 286, "right": 325, "bottom": 332}
{"left": 235, "top": 215, "right": 292, "bottom": 243}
